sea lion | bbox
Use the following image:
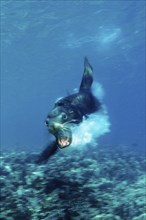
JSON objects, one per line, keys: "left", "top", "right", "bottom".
{"left": 36, "top": 57, "right": 101, "bottom": 163}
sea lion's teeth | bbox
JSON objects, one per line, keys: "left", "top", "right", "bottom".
{"left": 58, "top": 137, "right": 70, "bottom": 148}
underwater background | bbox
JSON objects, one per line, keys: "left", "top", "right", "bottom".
{"left": 0, "top": 1, "right": 145, "bottom": 220}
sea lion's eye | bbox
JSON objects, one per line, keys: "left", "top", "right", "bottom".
{"left": 61, "top": 113, "right": 68, "bottom": 120}
{"left": 58, "top": 102, "right": 63, "bottom": 106}
{"left": 56, "top": 101, "right": 64, "bottom": 107}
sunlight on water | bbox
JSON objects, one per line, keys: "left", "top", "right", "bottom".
{"left": 62, "top": 27, "right": 121, "bottom": 49}
{"left": 98, "top": 27, "right": 121, "bottom": 44}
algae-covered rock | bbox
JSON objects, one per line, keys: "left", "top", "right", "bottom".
{"left": 0, "top": 147, "right": 145, "bottom": 220}
{"left": 133, "top": 213, "right": 146, "bottom": 220}
{"left": 93, "top": 213, "right": 121, "bottom": 220}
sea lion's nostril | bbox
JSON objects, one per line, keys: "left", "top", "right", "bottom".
{"left": 45, "top": 119, "right": 49, "bottom": 126}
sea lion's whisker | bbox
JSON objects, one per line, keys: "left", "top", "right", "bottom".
{"left": 63, "top": 119, "right": 79, "bottom": 126}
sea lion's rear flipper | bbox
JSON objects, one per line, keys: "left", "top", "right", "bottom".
{"left": 79, "top": 57, "right": 93, "bottom": 92}
{"left": 36, "top": 141, "right": 58, "bottom": 164}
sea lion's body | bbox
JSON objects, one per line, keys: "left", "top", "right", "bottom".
{"left": 37, "top": 57, "right": 101, "bottom": 163}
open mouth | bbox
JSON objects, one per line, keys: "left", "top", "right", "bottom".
{"left": 57, "top": 128, "right": 72, "bottom": 149}
{"left": 58, "top": 137, "right": 70, "bottom": 148}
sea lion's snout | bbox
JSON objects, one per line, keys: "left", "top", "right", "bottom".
{"left": 48, "top": 122, "right": 72, "bottom": 148}
{"left": 45, "top": 108, "right": 67, "bottom": 132}
{"left": 48, "top": 122, "right": 64, "bottom": 133}
{"left": 57, "top": 128, "right": 72, "bottom": 149}
{"left": 45, "top": 115, "right": 72, "bottom": 148}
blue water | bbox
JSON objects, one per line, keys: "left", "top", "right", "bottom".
{"left": 1, "top": 1, "right": 145, "bottom": 152}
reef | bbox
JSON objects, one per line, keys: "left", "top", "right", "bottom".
{"left": 0, "top": 145, "right": 145, "bottom": 220}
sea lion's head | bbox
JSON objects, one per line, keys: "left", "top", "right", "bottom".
{"left": 45, "top": 96, "right": 83, "bottom": 149}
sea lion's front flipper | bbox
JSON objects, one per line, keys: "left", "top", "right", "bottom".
{"left": 36, "top": 141, "right": 58, "bottom": 164}
{"left": 79, "top": 57, "right": 93, "bottom": 92}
